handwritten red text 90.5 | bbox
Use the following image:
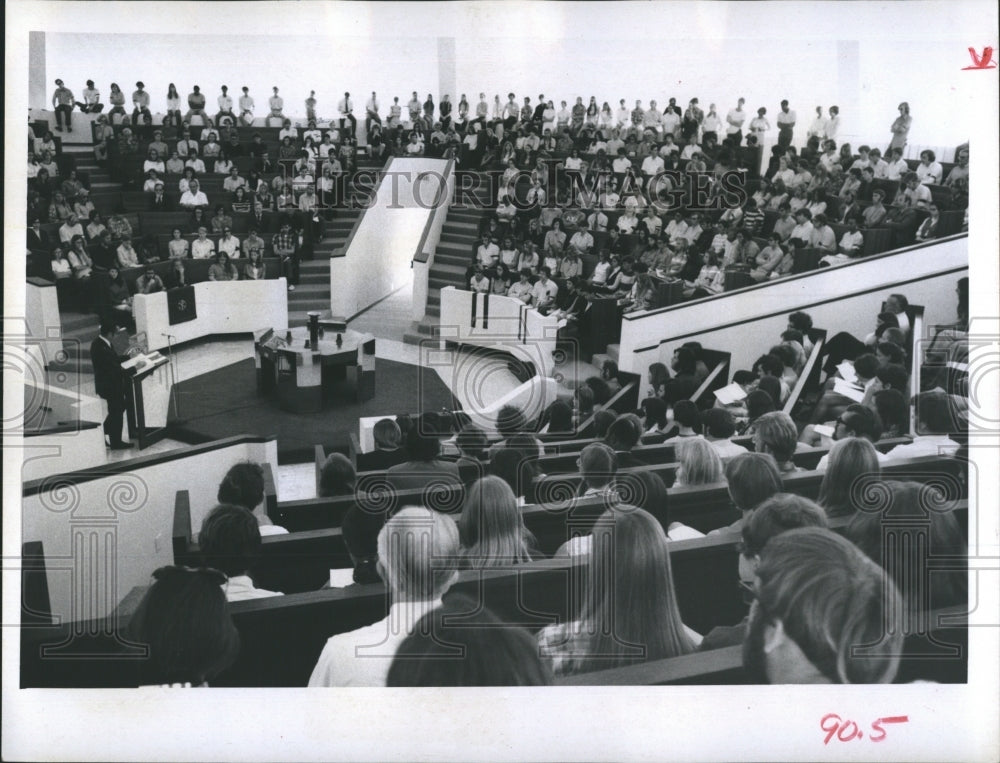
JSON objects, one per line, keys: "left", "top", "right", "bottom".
{"left": 820, "top": 714, "right": 909, "bottom": 744}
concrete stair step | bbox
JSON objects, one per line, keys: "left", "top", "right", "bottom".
{"left": 442, "top": 221, "right": 479, "bottom": 233}
{"left": 433, "top": 253, "right": 469, "bottom": 268}
{"left": 429, "top": 263, "right": 466, "bottom": 278}
{"left": 286, "top": 296, "right": 330, "bottom": 310}
{"left": 425, "top": 304, "right": 440, "bottom": 317}
{"left": 287, "top": 283, "right": 328, "bottom": 295}
{"left": 440, "top": 232, "right": 478, "bottom": 245}
{"left": 437, "top": 241, "right": 473, "bottom": 255}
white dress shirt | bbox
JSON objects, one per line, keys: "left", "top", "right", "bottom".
{"left": 308, "top": 598, "right": 444, "bottom": 687}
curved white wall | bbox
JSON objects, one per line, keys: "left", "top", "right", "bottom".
{"left": 618, "top": 236, "right": 968, "bottom": 375}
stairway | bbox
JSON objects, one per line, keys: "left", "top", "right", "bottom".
{"left": 403, "top": 170, "right": 492, "bottom": 345}
{"left": 287, "top": 207, "right": 361, "bottom": 325}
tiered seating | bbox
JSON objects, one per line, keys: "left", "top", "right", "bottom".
{"left": 22, "top": 496, "right": 967, "bottom": 687}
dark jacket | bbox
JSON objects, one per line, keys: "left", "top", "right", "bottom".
{"left": 90, "top": 336, "right": 125, "bottom": 400}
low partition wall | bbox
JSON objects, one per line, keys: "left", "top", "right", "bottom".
{"left": 617, "top": 234, "right": 968, "bottom": 375}
{"left": 21, "top": 435, "right": 279, "bottom": 621}
{"left": 135, "top": 278, "right": 289, "bottom": 352}
{"left": 439, "top": 286, "right": 560, "bottom": 379}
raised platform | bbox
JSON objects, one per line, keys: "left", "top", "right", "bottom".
{"left": 167, "top": 356, "right": 458, "bottom": 463}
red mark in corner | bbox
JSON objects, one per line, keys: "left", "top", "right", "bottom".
{"left": 963, "top": 46, "right": 998, "bottom": 69}
{"left": 821, "top": 714, "right": 910, "bottom": 744}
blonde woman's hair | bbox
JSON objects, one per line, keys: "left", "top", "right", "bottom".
{"left": 676, "top": 437, "right": 724, "bottom": 486}
{"left": 458, "top": 477, "right": 536, "bottom": 568}
{"left": 579, "top": 508, "right": 696, "bottom": 671}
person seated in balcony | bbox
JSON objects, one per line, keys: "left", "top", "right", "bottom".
{"left": 135, "top": 266, "right": 164, "bottom": 295}
{"left": 166, "top": 228, "right": 189, "bottom": 260}
{"left": 531, "top": 267, "right": 559, "bottom": 313}
{"left": 469, "top": 264, "right": 491, "bottom": 294}
{"left": 66, "top": 235, "right": 94, "bottom": 284}
{"left": 101, "top": 266, "right": 134, "bottom": 324}
{"left": 162, "top": 148, "right": 184, "bottom": 175}
{"left": 684, "top": 251, "right": 726, "bottom": 298}
{"left": 217, "top": 226, "right": 240, "bottom": 258}
{"left": 207, "top": 204, "right": 231, "bottom": 234}
{"left": 819, "top": 218, "right": 865, "bottom": 267}
{"left": 116, "top": 237, "right": 141, "bottom": 269}
{"left": 208, "top": 251, "right": 239, "bottom": 282}
{"left": 915, "top": 149, "right": 943, "bottom": 186}
{"left": 47, "top": 190, "right": 73, "bottom": 224}
{"left": 191, "top": 227, "right": 216, "bottom": 259}
{"left": 184, "top": 85, "right": 211, "bottom": 126}
{"left": 142, "top": 169, "right": 163, "bottom": 193}
{"left": 914, "top": 203, "right": 942, "bottom": 242}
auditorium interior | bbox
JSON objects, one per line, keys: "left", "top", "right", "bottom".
{"left": 6, "top": 2, "right": 1000, "bottom": 760}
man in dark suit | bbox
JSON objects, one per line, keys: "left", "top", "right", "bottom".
{"left": 147, "top": 182, "right": 174, "bottom": 211}
{"left": 249, "top": 201, "right": 275, "bottom": 235}
{"left": 90, "top": 321, "right": 132, "bottom": 450}
{"left": 27, "top": 218, "right": 52, "bottom": 253}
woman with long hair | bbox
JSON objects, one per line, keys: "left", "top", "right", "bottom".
{"left": 647, "top": 361, "right": 670, "bottom": 399}
{"left": 107, "top": 83, "right": 127, "bottom": 122}
{"left": 457, "top": 477, "right": 538, "bottom": 568}
{"left": 538, "top": 508, "right": 700, "bottom": 675}
{"left": 231, "top": 185, "right": 251, "bottom": 214}
{"left": 817, "top": 437, "right": 880, "bottom": 518}
{"left": 166, "top": 83, "right": 182, "bottom": 129}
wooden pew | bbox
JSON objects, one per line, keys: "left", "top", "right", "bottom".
{"left": 20, "top": 495, "right": 968, "bottom": 688}
{"left": 174, "top": 489, "right": 351, "bottom": 593}
{"left": 783, "top": 334, "right": 824, "bottom": 419}
{"left": 557, "top": 645, "right": 746, "bottom": 685}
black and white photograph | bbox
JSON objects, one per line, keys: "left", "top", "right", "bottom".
{"left": 4, "top": 1, "right": 999, "bottom": 760}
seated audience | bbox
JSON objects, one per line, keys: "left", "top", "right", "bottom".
{"left": 662, "top": 400, "right": 702, "bottom": 444}
{"left": 539, "top": 508, "right": 700, "bottom": 676}
{"left": 603, "top": 414, "right": 646, "bottom": 467}
{"left": 217, "top": 461, "right": 287, "bottom": 535}
{"left": 386, "top": 414, "right": 462, "bottom": 492}
{"left": 884, "top": 390, "right": 960, "bottom": 459}
{"left": 816, "top": 437, "right": 882, "bottom": 517}
{"left": 674, "top": 437, "right": 724, "bottom": 488}
{"left": 309, "top": 507, "right": 460, "bottom": 687}
{"left": 701, "top": 494, "right": 829, "bottom": 650}
{"left": 743, "top": 527, "right": 904, "bottom": 683}
{"left": 340, "top": 504, "right": 385, "bottom": 585}
{"left": 198, "top": 503, "right": 282, "bottom": 602}
{"left": 128, "top": 565, "right": 240, "bottom": 687}
{"left": 387, "top": 597, "right": 553, "bottom": 687}
{"left": 702, "top": 408, "right": 749, "bottom": 458}
{"left": 318, "top": 453, "right": 357, "bottom": 498}
{"left": 457, "top": 477, "right": 539, "bottom": 568}
{"left": 846, "top": 480, "right": 967, "bottom": 612}
{"left": 710, "top": 452, "right": 784, "bottom": 535}
{"left": 752, "top": 412, "right": 801, "bottom": 474}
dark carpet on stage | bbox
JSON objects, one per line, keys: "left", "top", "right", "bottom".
{"left": 167, "top": 357, "right": 459, "bottom": 463}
